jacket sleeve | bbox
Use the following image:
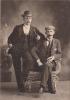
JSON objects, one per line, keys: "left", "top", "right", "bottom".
{"left": 34, "top": 27, "right": 45, "bottom": 41}
{"left": 31, "top": 46, "right": 40, "bottom": 60}
{"left": 53, "top": 40, "right": 62, "bottom": 61}
{"left": 8, "top": 26, "right": 18, "bottom": 45}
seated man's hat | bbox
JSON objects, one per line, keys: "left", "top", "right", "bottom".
{"left": 45, "top": 25, "right": 55, "bottom": 31}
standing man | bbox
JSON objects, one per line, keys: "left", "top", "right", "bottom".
{"left": 7, "top": 10, "right": 44, "bottom": 93}
{"left": 31, "top": 25, "right": 62, "bottom": 94}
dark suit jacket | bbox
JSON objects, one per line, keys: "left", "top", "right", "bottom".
{"left": 8, "top": 24, "right": 44, "bottom": 55}
{"left": 31, "top": 38, "right": 62, "bottom": 63}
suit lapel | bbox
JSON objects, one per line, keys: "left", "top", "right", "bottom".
{"left": 29, "top": 25, "right": 33, "bottom": 35}
{"left": 51, "top": 38, "right": 57, "bottom": 55}
{"left": 18, "top": 24, "right": 24, "bottom": 36}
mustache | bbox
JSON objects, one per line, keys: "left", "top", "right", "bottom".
{"left": 26, "top": 21, "right": 31, "bottom": 23}
{"left": 47, "top": 34, "right": 53, "bottom": 37}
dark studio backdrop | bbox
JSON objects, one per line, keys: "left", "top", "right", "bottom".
{"left": 0, "top": 0, "right": 70, "bottom": 82}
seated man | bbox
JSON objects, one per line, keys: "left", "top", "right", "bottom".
{"left": 31, "top": 25, "right": 62, "bottom": 94}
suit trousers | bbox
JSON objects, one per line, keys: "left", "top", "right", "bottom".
{"left": 40, "top": 61, "right": 57, "bottom": 91}
{"left": 11, "top": 50, "right": 34, "bottom": 91}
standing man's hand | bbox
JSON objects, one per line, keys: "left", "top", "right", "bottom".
{"left": 37, "top": 59, "right": 43, "bottom": 66}
{"left": 6, "top": 43, "right": 13, "bottom": 55}
{"left": 36, "top": 35, "right": 40, "bottom": 40}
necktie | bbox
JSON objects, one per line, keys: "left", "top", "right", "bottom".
{"left": 49, "top": 40, "right": 51, "bottom": 47}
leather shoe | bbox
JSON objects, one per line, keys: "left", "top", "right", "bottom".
{"left": 50, "top": 90, "right": 56, "bottom": 94}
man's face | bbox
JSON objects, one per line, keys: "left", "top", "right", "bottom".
{"left": 23, "top": 16, "right": 32, "bottom": 25}
{"left": 46, "top": 29, "right": 55, "bottom": 37}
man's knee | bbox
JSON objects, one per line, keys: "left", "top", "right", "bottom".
{"left": 26, "top": 53, "right": 33, "bottom": 63}
{"left": 46, "top": 62, "right": 53, "bottom": 67}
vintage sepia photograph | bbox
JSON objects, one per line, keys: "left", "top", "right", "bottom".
{"left": 0, "top": 0, "right": 70, "bottom": 100}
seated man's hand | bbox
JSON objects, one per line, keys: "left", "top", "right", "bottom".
{"left": 47, "top": 56, "right": 55, "bottom": 63}
{"left": 37, "top": 59, "right": 43, "bottom": 66}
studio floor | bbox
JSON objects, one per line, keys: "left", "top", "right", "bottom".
{"left": 0, "top": 81, "right": 70, "bottom": 100}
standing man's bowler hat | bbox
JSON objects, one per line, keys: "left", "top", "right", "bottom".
{"left": 21, "top": 10, "right": 32, "bottom": 17}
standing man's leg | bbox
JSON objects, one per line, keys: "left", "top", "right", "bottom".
{"left": 24, "top": 51, "right": 34, "bottom": 71}
{"left": 22, "top": 51, "right": 34, "bottom": 81}
{"left": 12, "top": 54, "right": 24, "bottom": 92}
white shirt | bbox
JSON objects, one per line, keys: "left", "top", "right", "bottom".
{"left": 23, "top": 25, "right": 30, "bottom": 35}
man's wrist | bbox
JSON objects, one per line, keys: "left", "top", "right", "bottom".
{"left": 37, "top": 59, "right": 40, "bottom": 63}
{"left": 8, "top": 43, "right": 12, "bottom": 48}
{"left": 52, "top": 56, "right": 55, "bottom": 60}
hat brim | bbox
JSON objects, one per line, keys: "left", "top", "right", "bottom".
{"left": 21, "top": 14, "right": 32, "bottom": 17}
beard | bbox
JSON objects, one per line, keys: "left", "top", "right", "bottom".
{"left": 25, "top": 21, "right": 31, "bottom": 25}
